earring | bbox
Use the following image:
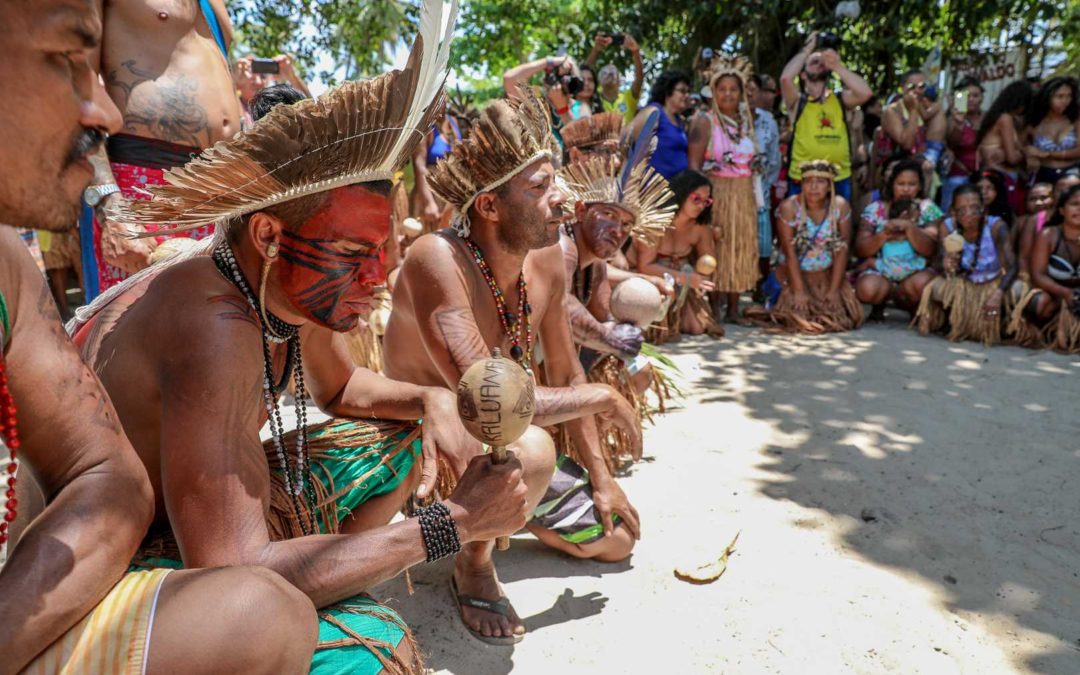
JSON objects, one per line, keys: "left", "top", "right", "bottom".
{"left": 260, "top": 241, "right": 285, "bottom": 340}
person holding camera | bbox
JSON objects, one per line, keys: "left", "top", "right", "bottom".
{"left": 779, "top": 31, "right": 872, "bottom": 202}
{"left": 584, "top": 32, "right": 644, "bottom": 124}
{"left": 880, "top": 70, "right": 947, "bottom": 192}
{"left": 943, "top": 77, "right": 985, "bottom": 210}
{"left": 234, "top": 55, "right": 312, "bottom": 127}
{"left": 504, "top": 55, "right": 584, "bottom": 134}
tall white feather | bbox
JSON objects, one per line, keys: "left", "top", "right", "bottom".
{"left": 386, "top": 0, "right": 458, "bottom": 170}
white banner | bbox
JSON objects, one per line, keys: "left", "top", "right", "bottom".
{"left": 945, "top": 49, "right": 1025, "bottom": 108}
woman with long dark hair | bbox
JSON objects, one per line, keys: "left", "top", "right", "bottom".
{"left": 977, "top": 80, "right": 1033, "bottom": 214}
{"left": 1025, "top": 76, "right": 1080, "bottom": 185}
{"left": 914, "top": 184, "right": 1016, "bottom": 346}
{"left": 854, "top": 158, "right": 943, "bottom": 319}
{"left": 634, "top": 169, "right": 723, "bottom": 339}
{"left": 1017, "top": 183, "right": 1080, "bottom": 352}
{"left": 972, "top": 169, "right": 1015, "bottom": 229}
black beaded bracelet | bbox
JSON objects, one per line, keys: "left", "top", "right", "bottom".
{"left": 417, "top": 501, "right": 462, "bottom": 562}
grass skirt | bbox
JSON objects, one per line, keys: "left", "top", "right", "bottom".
{"left": 767, "top": 273, "right": 864, "bottom": 334}
{"left": 1047, "top": 303, "right": 1080, "bottom": 354}
{"left": 267, "top": 418, "right": 421, "bottom": 539}
{"left": 650, "top": 289, "right": 724, "bottom": 344}
{"left": 1005, "top": 281, "right": 1046, "bottom": 349}
{"left": 709, "top": 175, "right": 760, "bottom": 293}
{"left": 343, "top": 322, "right": 384, "bottom": 373}
{"left": 914, "top": 276, "right": 1003, "bottom": 347}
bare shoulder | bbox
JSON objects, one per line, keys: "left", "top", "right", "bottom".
{"left": 138, "top": 257, "right": 263, "bottom": 372}
{"left": 402, "top": 231, "right": 461, "bottom": 268}
{"left": 777, "top": 197, "right": 798, "bottom": 219}
{"left": 399, "top": 231, "right": 473, "bottom": 301}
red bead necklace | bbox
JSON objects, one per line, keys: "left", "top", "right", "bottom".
{"left": 0, "top": 358, "right": 19, "bottom": 546}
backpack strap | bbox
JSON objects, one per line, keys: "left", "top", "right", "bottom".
{"left": 198, "top": 0, "right": 228, "bottom": 59}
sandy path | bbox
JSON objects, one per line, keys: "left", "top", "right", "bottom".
{"left": 374, "top": 320, "right": 1080, "bottom": 674}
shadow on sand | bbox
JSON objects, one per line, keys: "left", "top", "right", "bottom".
{"left": 664, "top": 318, "right": 1080, "bottom": 673}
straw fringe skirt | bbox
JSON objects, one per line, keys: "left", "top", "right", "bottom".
{"left": 1047, "top": 303, "right": 1080, "bottom": 354}
{"left": 768, "top": 273, "right": 864, "bottom": 334}
{"left": 914, "top": 276, "right": 1004, "bottom": 347}
{"left": 650, "top": 289, "right": 724, "bottom": 344}
{"left": 343, "top": 322, "right": 384, "bottom": 373}
{"left": 1005, "top": 282, "right": 1046, "bottom": 348}
{"left": 709, "top": 175, "right": 760, "bottom": 293}
{"left": 267, "top": 419, "right": 421, "bottom": 539}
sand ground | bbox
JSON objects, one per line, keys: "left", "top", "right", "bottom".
{"left": 373, "top": 319, "right": 1080, "bottom": 674}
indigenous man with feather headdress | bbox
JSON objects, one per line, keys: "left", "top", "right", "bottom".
{"left": 555, "top": 112, "right": 677, "bottom": 473}
{"left": 384, "top": 89, "right": 642, "bottom": 645}
{"left": 59, "top": 3, "right": 536, "bottom": 672}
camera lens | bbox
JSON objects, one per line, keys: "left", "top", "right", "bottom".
{"left": 566, "top": 76, "right": 585, "bottom": 96}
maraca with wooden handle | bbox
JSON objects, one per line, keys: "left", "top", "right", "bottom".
{"left": 456, "top": 348, "right": 536, "bottom": 550}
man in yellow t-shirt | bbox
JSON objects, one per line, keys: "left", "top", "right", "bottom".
{"left": 585, "top": 32, "right": 644, "bottom": 124}
{"left": 779, "top": 31, "right": 873, "bottom": 202}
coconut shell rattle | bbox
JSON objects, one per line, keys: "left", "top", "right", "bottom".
{"left": 456, "top": 348, "right": 536, "bottom": 550}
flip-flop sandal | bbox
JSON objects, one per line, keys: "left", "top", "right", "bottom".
{"left": 450, "top": 576, "right": 524, "bottom": 646}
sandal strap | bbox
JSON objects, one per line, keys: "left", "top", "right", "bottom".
{"left": 456, "top": 592, "right": 511, "bottom": 616}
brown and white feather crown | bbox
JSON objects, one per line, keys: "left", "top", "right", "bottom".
{"left": 558, "top": 155, "right": 675, "bottom": 247}
{"left": 427, "top": 88, "right": 556, "bottom": 237}
{"left": 108, "top": 0, "right": 458, "bottom": 233}
{"left": 708, "top": 52, "right": 754, "bottom": 88}
{"left": 561, "top": 111, "right": 624, "bottom": 151}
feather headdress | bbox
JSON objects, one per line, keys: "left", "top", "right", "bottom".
{"left": 707, "top": 52, "right": 754, "bottom": 88}
{"left": 558, "top": 109, "right": 675, "bottom": 246}
{"left": 428, "top": 88, "right": 556, "bottom": 238}
{"left": 108, "top": 0, "right": 459, "bottom": 233}
{"left": 561, "top": 111, "right": 624, "bottom": 151}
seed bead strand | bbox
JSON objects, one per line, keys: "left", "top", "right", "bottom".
{"left": 0, "top": 359, "right": 20, "bottom": 547}
{"left": 212, "top": 245, "right": 315, "bottom": 535}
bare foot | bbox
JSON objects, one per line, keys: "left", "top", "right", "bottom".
{"left": 453, "top": 558, "right": 524, "bottom": 640}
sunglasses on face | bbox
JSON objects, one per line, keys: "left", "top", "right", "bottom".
{"left": 689, "top": 194, "right": 713, "bottom": 207}
{"left": 673, "top": 86, "right": 691, "bottom": 95}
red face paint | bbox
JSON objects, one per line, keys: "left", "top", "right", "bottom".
{"left": 276, "top": 186, "right": 391, "bottom": 331}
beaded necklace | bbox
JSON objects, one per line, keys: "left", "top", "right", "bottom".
{"left": 211, "top": 244, "right": 317, "bottom": 536}
{"left": 0, "top": 358, "right": 19, "bottom": 547}
{"left": 463, "top": 238, "right": 534, "bottom": 372}
{"left": 563, "top": 223, "right": 595, "bottom": 305}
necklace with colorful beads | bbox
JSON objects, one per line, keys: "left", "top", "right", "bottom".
{"left": 0, "top": 358, "right": 20, "bottom": 547}
{"left": 464, "top": 238, "right": 533, "bottom": 372}
{"left": 211, "top": 244, "right": 317, "bottom": 536}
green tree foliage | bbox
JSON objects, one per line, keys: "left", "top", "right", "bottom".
{"left": 231, "top": 0, "right": 1064, "bottom": 96}
{"left": 229, "top": 1, "right": 417, "bottom": 82}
